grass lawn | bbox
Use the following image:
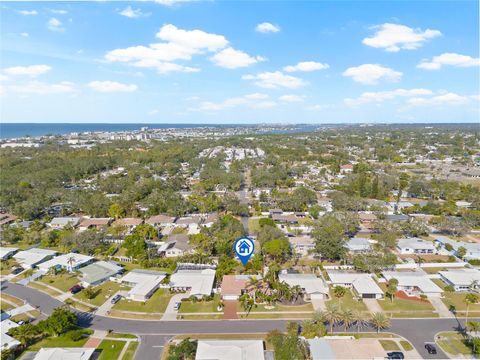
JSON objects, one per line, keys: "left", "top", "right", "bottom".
{"left": 179, "top": 294, "right": 222, "bottom": 313}
{"left": 442, "top": 292, "right": 480, "bottom": 315}
{"left": 118, "top": 261, "right": 173, "bottom": 274}
{"left": 327, "top": 290, "right": 368, "bottom": 313}
{"left": 400, "top": 340, "right": 413, "bottom": 351}
{"left": 27, "top": 329, "right": 93, "bottom": 351}
{"left": 113, "top": 288, "right": 173, "bottom": 313}
{"left": 248, "top": 218, "right": 261, "bottom": 233}
{"left": 122, "top": 341, "right": 139, "bottom": 360}
{"left": 29, "top": 281, "right": 63, "bottom": 296}
{"left": 106, "top": 333, "right": 138, "bottom": 339}
{"left": 379, "top": 340, "right": 400, "bottom": 351}
{"left": 239, "top": 302, "right": 314, "bottom": 313}
{"left": 97, "top": 340, "right": 126, "bottom": 360}
{"left": 109, "top": 310, "right": 163, "bottom": 320}
{"left": 436, "top": 332, "right": 473, "bottom": 356}
{"left": 65, "top": 299, "right": 96, "bottom": 313}
{"left": 177, "top": 314, "right": 224, "bottom": 320}
{"left": 378, "top": 297, "right": 435, "bottom": 314}
{"left": 39, "top": 272, "right": 80, "bottom": 292}
{"left": 0, "top": 259, "right": 18, "bottom": 275}
{"left": 74, "top": 282, "right": 126, "bottom": 307}
{"left": 1, "top": 301, "right": 14, "bottom": 311}
{"left": 1, "top": 293, "right": 24, "bottom": 306}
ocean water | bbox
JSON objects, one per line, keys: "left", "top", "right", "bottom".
{"left": 0, "top": 123, "right": 244, "bottom": 139}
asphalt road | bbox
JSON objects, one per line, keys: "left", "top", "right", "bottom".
{"left": 3, "top": 281, "right": 469, "bottom": 359}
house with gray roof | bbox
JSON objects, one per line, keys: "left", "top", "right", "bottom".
{"left": 439, "top": 269, "right": 480, "bottom": 291}
{"left": 79, "top": 261, "right": 123, "bottom": 287}
{"left": 327, "top": 270, "right": 383, "bottom": 299}
{"left": 397, "top": 237, "right": 436, "bottom": 255}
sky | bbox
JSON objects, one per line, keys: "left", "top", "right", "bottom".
{"left": 0, "top": 0, "right": 479, "bottom": 124}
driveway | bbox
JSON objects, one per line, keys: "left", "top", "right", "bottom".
{"left": 162, "top": 293, "right": 187, "bottom": 321}
{"left": 429, "top": 296, "right": 452, "bottom": 318}
{"left": 223, "top": 300, "right": 238, "bottom": 319}
{"left": 311, "top": 299, "right": 326, "bottom": 311}
{"left": 364, "top": 298, "right": 383, "bottom": 313}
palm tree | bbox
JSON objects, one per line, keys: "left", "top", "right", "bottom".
{"left": 324, "top": 303, "right": 343, "bottom": 333}
{"left": 10, "top": 324, "right": 37, "bottom": 347}
{"left": 352, "top": 311, "right": 367, "bottom": 334}
{"left": 67, "top": 256, "right": 75, "bottom": 272}
{"left": 333, "top": 286, "right": 347, "bottom": 303}
{"left": 291, "top": 285, "right": 302, "bottom": 304}
{"left": 313, "top": 310, "right": 326, "bottom": 325}
{"left": 370, "top": 312, "right": 390, "bottom": 333}
{"left": 467, "top": 321, "right": 480, "bottom": 352}
{"left": 239, "top": 293, "right": 254, "bottom": 316}
{"left": 464, "top": 293, "right": 479, "bottom": 327}
{"left": 341, "top": 309, "right": 355, "bottom": 331}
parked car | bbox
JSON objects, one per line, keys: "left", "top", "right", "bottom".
{"left": 425, "top": 344, "right": 437, "bottom": 354}
{"left": 387, "top": 352, "right": 405, "bottom": 359}
{"left": 11, "top": 267, "right": 24, "bottom": 275}
{"left": 173, "top": 302, "right": 181, "bottom": 311}
{"left": 69, "top": 284, "right": 83, "bottom": 294}
{"left": 111, "top": 295, "right": 122, "bottom": 304}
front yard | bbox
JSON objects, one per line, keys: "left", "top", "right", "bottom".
{"left": 436, "top": 331, "right": 474, "bottom": 357}
{"left": 97, "top": 340, "right": 126, "bottom": 360}
{"left": 27, "top": 329, "right": 93, "bottom": 351}
{"left": 178, "top": 294, "right": 222, "bottom": 313}
{"left": 327, "top": 290, "right": 368, "bottom": 313}
{"left": 39, "top": 272, "right": 80, "bottom": 292}
{"left": 74, "top": 281, "right": 126, "bottom": 307}
{"left": 113, "top": 288, "right": 173, "bottom": 313}
{"left": 378, "top": 297, "right": 437, "bottom": 317}
{"left": 442, "top": 292, "right": 480, "bottom": 316}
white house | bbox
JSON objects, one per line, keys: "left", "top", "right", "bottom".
{"left": 13, "top": 248, "right": 57, "bottom": 269}
{"left": 439, "top": 269, "right": 480, "bottom": 292}
{"left": 145, "top": 215, "right": 176, "bottom": 228}
{"left": 48, "top": 217, "right": 81, "bottom": 229}
{"left": 278, "top": 273, "right": 329, "bottom": 300}
{"left": 1, "top": 319, "right": 20, "bottom": 351}
{"left": 383, "top": 271, "right": 443, "bottom": 297}
{"left": 288, "top": 236, "right": 315, "bottom": 257}
{"left": 0, "top": 247, "right": 18, "bottom": 260}
{"left": 38, "top": 253, "right": 94, "bottom": 272}
{"left": 435, "top": 235, "right": 480, "bottom": 260}
{"left": 327, "top": 271, "right": 384, "bottom": 299}
{"left": 170, "top": 269, "right": 216, "bottom": 299}
{"left": 33, "top": 347, "right": 96, "bottom": 360}
{"left": 195, "top": 340, "right": 265, "bottom": 360}
{"left": 119, "top": 269, "right": 166, "bottom": 302}
{"left": 397, "top": 238, "right": 436, "bottom": 255}
{"left": 345, "top": 238, "right": 373, "bottom": 253}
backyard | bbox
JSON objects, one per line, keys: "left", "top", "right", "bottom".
{"left": 113, "top": 288, "right": 173, "bottom": 313}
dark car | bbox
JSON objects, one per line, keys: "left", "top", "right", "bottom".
{"left": 11, "top": 267, "right": 24, "bottom": 275}
{"left": 69, "top": 284, "right": 83, "bottom": 294}
{"left": 111, "top": 294, "right": 122, "bottom": 304}
{"left": 387, "top": 352, "right": 405, "bottom": 359}
{"left": 425, "top": 344, "right": 437, "bottom": 354}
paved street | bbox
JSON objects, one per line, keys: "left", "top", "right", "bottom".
{"left": 3, "top": 281, "right": 469, "bottom": 359}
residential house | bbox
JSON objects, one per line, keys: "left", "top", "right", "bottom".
{"left": 0, "top": 247, "right": 18, "bottom": 260}
{"left": 78, "top": 218, "right": 112, "bottom": 231}
{"left": 397, "top": 238, "right": 436, "bottom": 255}
{"left": 48, "top": 217, "right": 81, "bottom": 229}
{"left": 203, "top": 213, "right": 219, "bottom": 228}
{"left": 288, "top": 236, "right": 315, "bottom": 257}
{"left": 79, "top": 261, "right": 123, "bottom": 287}
{"left": 340, "top": 164, "right": 353, "bottom": 173}
{"left": 278, "top": 272, "right": 329, "bottom": 300}
{"left": 0, "top": 213, "right": 17, "bottom": 227}
{"left": 439, "top": 269, "right": 480, "bottom": 292}
{"left": 382, "top": 271, "right": 443, "bottom": 297}
{"left": 158, "top": 234, "right": 193, "bottom": 258}
{"left": 13, "top": 248, "right": 57, "bottom": 269}
{"left": 175, "top": 216, "right": 202, "bottom": 235}
{"left": 145, "top": 214, "right": 176, "bottom": 228}
{"left": 113, "top": 218, "right": 143, "bottom": 233}
{"left": 195, "top": 340, "right": 265, "bottom": 360}
{"left": 1, "top": 319, "right": 20, "bottom": 351}
{"left": 170, "top": 268, "right": 216, "bottom": 299}
{"left": 118, "top": 269, "right": 166, "bottom": 302}
{"left": 33, "top": 348, "right": 96, "bottom": 360}
{"left": 38, "top": 253, "right": 94, "bottom": 272}
{"left": 327, "top": 271, "right": 383, "bottom": 299}
{"left": 435, "top": 235, "right": 480, "bottom": 260}
{"left": 220, "top": 275, "right": 261, "bottom": 301}
{"left": 345, "top": 237, "right": 373, "bottom": 254}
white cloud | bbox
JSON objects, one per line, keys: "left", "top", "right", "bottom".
{"left": 48, "top": 17, "right": 64, "bottom": 31}
{"left": 154, "top": 0, "right": 193, "bottom": 6}
{"left": 119, "top": 6, "right": 150, "bottom": 18}
{"left": 417, "top": 53, "right": 480, "bottom": 70}
{"left": 342, "top": 64, "right": 402, "bottom": 85}
{"left": 149, "top": 109, "right": 160, "bottom": 115}
{"left": 279, "top": 94, "right": 304, "bottom": 102}
{"left": 344, "top": 88, "right": 433, "bottom": 106}
{"left": 210, "top": 47, "right": 265, "bottom": 69}
{"left": 190, "top": 93, "right": 275, "bottom": 112}
{"left": 88, "top": 81, "right": 138, "bottom": 93}
{"left": 105, "top": 24, "right": 230, "bottom": 74}
{"left": 0, "top": 74, "right": 9, "bottom": 82}
{"left": 8, "top": 81, "right": 76, "bottom": 95}
{"left": 242, "top": 71, "right": 307, "bottom": 89}
{"left": 406, "top": 92, "right": 472, "bottom": 107}
{"left": 20, "top": 32, "right": 29, "bottom": 37}
{"left": 363, "top": 23, "right": 441, "bottom": 52}
{"left": 50, "top": 9, "right": 68, "bottom": 14}
{"left": 4, "top": 65, "right": 51, "bottom": 77}
{"left": 283, "top": 61, "right": 329, "bottom": 72}
{"left": 17, "top": 10, "right": 38, "bottom": 15}
{"left": 255, "top": 22, "right": 280, "bottom": 33}
{"left": 156, "top": 24, "right": 228, "bottom": 52}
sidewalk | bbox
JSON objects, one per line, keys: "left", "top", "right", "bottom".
{"left": 429, "top": 297, "right": 452, "bottom": 318}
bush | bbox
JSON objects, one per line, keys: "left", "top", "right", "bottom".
{"left": 66, "top": 329, "right": 85, "bottom": 341}
{"left": 444, "top": 285, "right": 455, "bottom": 292}
{"left": 469, "top": 260, "right": 480, "bottom": 266}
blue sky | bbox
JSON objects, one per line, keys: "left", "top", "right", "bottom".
{"left": 0, "top": 0, "right": 479, "bottom": 123}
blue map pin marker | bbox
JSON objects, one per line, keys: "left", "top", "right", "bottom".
{"left": 234, "top": 237, "right": 255, "bottom": 266}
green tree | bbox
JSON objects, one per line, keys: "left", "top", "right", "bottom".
{"left": 312, "top": 215, "right": 347, "bottom": 260}
{"left": 370, "top": 312, "right": 390, "bottom": 333}
{"left": 166, "top": 338, "right": 197, "bottom": 360}
{"left": 333, "top": 286, "right": 347, "bottom": 303}
{"left": 465, "top": 293, "right": 479, "bottom": 327}
{"left": 107, "top": 203, "right": 126, "bottom": 219}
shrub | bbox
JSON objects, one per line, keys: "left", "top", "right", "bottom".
{"left": 67, "top": 329, "right": 85, "bottom": 341}
{"left": 444, "top": 285, "right": 455, "bottom": 292}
